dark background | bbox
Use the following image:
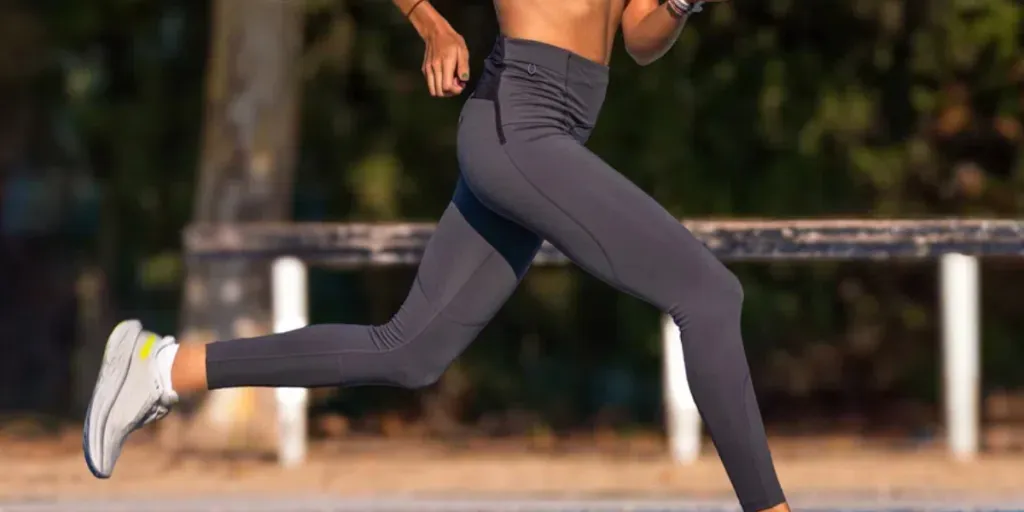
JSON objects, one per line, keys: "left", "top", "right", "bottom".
{"left": 1, "top": 0, "right": 1023, "bottom": 442}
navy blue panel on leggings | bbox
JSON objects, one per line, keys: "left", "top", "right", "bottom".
{"left": 452, "top": 176, "right": 538, "bottom": 279}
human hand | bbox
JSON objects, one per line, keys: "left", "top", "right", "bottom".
{"left": 421, "top": 25, "right": 470, "bottom": 97}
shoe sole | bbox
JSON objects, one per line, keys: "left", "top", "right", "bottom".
{"left": 83, "top": 320, "right": 142, "bottom": 479}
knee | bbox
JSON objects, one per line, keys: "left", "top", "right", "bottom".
{"left": 715, "top": 267, "right": 744, "bottom": 305}
{"left": 707, "top": 266, "right": 744, "bottom": 311}
{"left": 678, "top": 265, "right": 744, "bottom": 321}
{"left": 367, "top": 324, "right": 452, "bottom": 389}
{"left": 393, "top": 359, "right": 446, "bottom": 389}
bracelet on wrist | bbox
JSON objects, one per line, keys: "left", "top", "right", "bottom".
{"left": 666, "top": 0, "right": 704, "bottom": 19}
{"left": 405, "top": 0, "right": 428, "bottom": 18}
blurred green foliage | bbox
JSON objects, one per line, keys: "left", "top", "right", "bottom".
{"left": 6, "top": 0, "right": 1024, "bottom": 432}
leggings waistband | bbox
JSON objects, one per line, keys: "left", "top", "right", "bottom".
{"left": 489, "top": 36, "right": 610, "bottom": 83}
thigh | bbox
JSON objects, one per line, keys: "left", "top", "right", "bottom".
{"left": 465, "top": 133, "right": 732, "bottom": 311}
{"left": 351, "top": 186, "right": 542, "bottom": 384}
{"left": 408, "top": 177, "right": 542, "bottom": 330}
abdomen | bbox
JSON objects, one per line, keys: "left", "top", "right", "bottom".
{"left": 493, "top": 0, "right": 623, "bottom": 65}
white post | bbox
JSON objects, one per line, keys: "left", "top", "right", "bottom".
{"left": 272, "top": 257, "right": 310, "bottom": 468}
{"left": 940, "top": 253, "right": 980, "bottom": 461}
{"left": 662, "top": 314, "right": 701, "bottom": 464}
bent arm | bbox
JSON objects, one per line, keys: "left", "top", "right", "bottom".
{"left": 621, "top": 0, "right": 699, "bottom": 66}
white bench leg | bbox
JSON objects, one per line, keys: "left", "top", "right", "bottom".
{"left": 272, "top": 256, "right": 310, "bottom": 468}
{"left": 940, "top": 253, "right": 981, "bottom": 461}
{"left": 662, "top": 314, "right": 701, "bottom": 464}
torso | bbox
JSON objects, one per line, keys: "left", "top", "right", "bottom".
{"left": 494, "top": 0, "right": 626, "bottom": 65}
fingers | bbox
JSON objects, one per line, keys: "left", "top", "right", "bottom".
{"left": 431, "top": 60, "right": 444, "bottom": 97}
{"left": 424, "top": 51, "right": 445, "bottom": 97}
{"left": 441, "top": 51, "right": 457, "bottom": 96}
{"left": 456, "top": 44, "right": 470, "bottom": 86}
{"left": 422, "top": 34, "right": 470, "bottom": 98}
{"left": 441, "top": 43, "right": 469, "bottom": 97}
{"left": 422, "top": 54, "right": 437, "bottom": 97}
{"left": 442, "top": 45, "right": 468, "bottom": 97}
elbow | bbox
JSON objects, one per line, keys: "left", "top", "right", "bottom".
{"left": 628, "top": 49, "right": 657, "bottom": 67}
{"left": 624, "top": 39, "right": 661, "bottom": 66}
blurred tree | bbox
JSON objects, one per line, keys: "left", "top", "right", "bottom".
{"left": 170, "top": 0, "right": 304, "bottom": 454}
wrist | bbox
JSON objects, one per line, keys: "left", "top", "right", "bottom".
{"left": 665, "top": 0, "right": 704, "bottom": 19}
{"left": 408, "top": 2, "right": 447, "bottom": 39}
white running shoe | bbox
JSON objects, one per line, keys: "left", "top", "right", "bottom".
{"left": 83, "top": 320, "right": 179, "bottom": 478}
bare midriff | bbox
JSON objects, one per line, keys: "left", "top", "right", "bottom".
{"left": 494, "top": 0, "right": 626, "bottom": 65}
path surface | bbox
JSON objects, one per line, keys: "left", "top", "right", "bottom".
{"left": 3, "top": 496, "right": 1024, "bottom": 512}
{"left": 2, "top": 434, "right": 1022, "bottom": 511}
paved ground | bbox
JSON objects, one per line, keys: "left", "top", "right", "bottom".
{"left": 3, "top": 496, "right": 1024, "bottom": 512}
{"left": 3, "top": 434, "right": 1023, "bottom": 511}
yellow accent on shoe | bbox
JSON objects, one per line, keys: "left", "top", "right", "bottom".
{"left": 138, "top": 334, "right": 158, "bottom": 360}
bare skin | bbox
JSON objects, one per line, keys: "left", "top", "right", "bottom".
{"left": 170, "top": 343, "right": 207, "bottom": 391}
{"left": 172, "top": 2, "right": 791, "bottom": 510}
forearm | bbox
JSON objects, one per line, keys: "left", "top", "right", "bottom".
{"left": 623, "top": 1, "right": 697, "bottom": 65}
{"left": 393, "top": 0, "right": 450, "bottom": 39}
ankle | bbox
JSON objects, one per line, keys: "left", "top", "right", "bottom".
{"left": 170, "top": 344, "right": 208, "bottom": 393}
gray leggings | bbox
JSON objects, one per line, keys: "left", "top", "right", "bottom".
{"left": 205, "top": 36, "right": 784, "bottom": 511}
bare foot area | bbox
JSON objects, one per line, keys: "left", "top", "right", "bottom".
{"left": 2, "top": 430, "right": 1022, "bottom": 502}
